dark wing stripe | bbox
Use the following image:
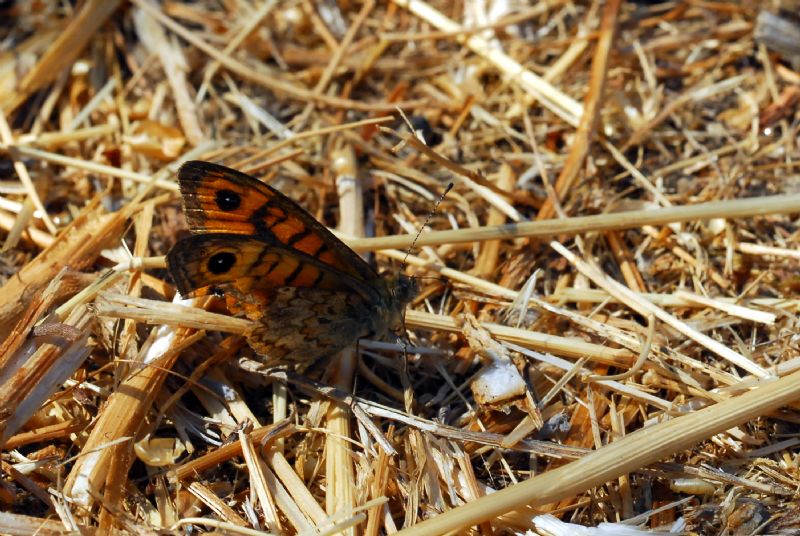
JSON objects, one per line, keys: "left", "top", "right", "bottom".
{"left": 311, "top": 268, "right": 325, "bottom": 288}
{"left": 251, "top": 202, "right": 277, "bottom": 237}
{"left": 283, "top": 262, "right": 304, "bottom": 286}
{"left": 287, "top": 228, "right": 312, "bottom": 245}
{"left": 268, "top": 215, "right": 289, "bottom": 230}
{"left": 253, "top": 242, "right": 272, "bottom": 271}
{"left": 262, "top": 257, "right": 280, "bottom": 277}
{"left": 312, "top": 244, "right": 329, "bottom": 259}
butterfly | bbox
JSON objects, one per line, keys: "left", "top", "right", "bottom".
{"left": 166, "top": 160, "right": 417, "bottom": 369}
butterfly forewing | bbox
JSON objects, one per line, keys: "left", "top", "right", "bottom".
{"left": 178, "top": 161, "right": 377, "bottom": 283}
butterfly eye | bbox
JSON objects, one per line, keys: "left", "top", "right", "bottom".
{"left": 216, "top": 189, "right": 241, "bottom": 211}
{"left": 208, "top": 251, "right": 237, "bottom": 274}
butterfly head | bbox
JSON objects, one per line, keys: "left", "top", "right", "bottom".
{"left": 374, "top": 273, "right": 418, "bottom": 336}
{"left": 393, "top": 273, "right": 418, "bottom": 309}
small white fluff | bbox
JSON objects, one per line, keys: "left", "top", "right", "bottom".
{"left": 530, "top": 514, "right": 685, "bottom": 535}
{"left": 471, "top": 361, "right": 527, "bottom": 405}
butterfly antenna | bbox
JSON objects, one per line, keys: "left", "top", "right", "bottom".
{"left": 402, "top": 182, "right": 454, "bottom": 268}
{"left": 398, "top": 182, "right": 452, "bottom": 369}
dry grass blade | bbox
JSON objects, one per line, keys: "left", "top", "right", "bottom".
{"left": 347, "top": 192, "right": 800, "bottom": 251}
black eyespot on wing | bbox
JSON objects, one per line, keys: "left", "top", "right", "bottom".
{"left": 208, "top": 252, "right": 236, "bottom": 274}
{"left": 216, "top": 189, "right": 241, "bottom": 211}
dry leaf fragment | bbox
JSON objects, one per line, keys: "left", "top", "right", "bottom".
{"left": 134, "top": 436, "right": 186, "bottom": 467}
{"left": 124, "top": 120, "right": 186, "bottom": 160}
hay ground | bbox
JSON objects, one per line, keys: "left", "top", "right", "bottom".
{"left": 1, "top": 1, "right": 800, "bottom": 534}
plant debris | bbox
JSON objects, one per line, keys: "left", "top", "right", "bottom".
{"left": 1, "top": 1, "right": 800, "bottom": 534}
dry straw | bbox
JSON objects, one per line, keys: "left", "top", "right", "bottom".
{"left": 1, "top": 0, "right": 800, "bottom": 534}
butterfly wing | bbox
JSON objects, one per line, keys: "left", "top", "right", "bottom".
{"left": 248, "top": 287, "right": 375, "bottom": 369}
{"left": 177, "top": 160, "right": 378, "bottom": 283}
{"left": 167, "top": 233, "right": 375, "bottom": 300}
{"left": 167, "top": 234, "right": 382, "bottom": 367}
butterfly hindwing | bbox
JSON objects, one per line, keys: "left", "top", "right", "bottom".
{"left": 166, "top": 234, "right": 367, "bottom": 298}
{"left": 248, "top": 287, "right": 373, "bottom": 368}
{"left": 177, "top": 160, "right": 377, "bottom": 282}
{"left": 167, "top": 234, "right": 378, "bottom": 369}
